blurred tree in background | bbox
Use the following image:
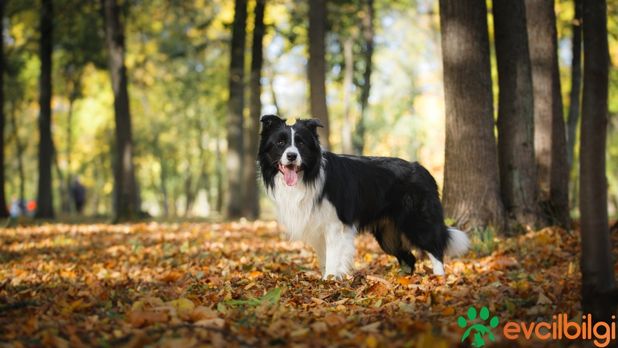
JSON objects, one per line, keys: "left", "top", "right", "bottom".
{"left": 34, "top": 0, "right": 53, "bottom": 219}
{"left": 226, "top": 0, "right": 247, "bottom": 219}
{"left": 0, "top": 0, "right": 8, "bottom": 218}
{"left": 0, "top": 0, "right": 617, "bottom": 234}
{"left": 102, "top": 0, "right": 140, "bottom": 221}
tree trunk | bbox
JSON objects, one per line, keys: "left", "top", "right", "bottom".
{"left": 579, "top": 0, "right": 616, "bottom": 322}
{"left": 0, "top": 0, "right": 8, "bottom": 218}
{"left": 439, "top": 0, "right": 504, "bottom": 230}
{"left": 242, "top": 0, "right": 265, "bottom": 219}
{"left": 525, "top": 0, "right": 569, "bottom": 228}
{"left": 353, "top": 0, "right": 374, "bottom": 156}
{"left": 216, "top": 137, "right": 224, "bottom": 215}
{"left": 35, "top": 0, "right": 54, "bottom": 219}
{"left": 566, "top": 0, "right": 582, "bottom": 170}
{"left": 308, "top": 0, "right": 331, "bottom": 148}
{"left": 341, "top": 36, "right": 354, "bottom": 155}
{"left": 9, "top": 105, "right": 25, "bottom": 208}
{"left": 103, "top": 0, "right": 140, "bottom": 221}
{"left": 226, "top": 0, "right": 247, "bottom": 219}
{"left": 493, "top": 0, "right": 541, "bottom": 230}
{"left": 65, "top": 83, "right": 79, "bottom": 214}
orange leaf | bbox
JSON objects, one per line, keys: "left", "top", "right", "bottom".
{"left": 160, "top": 271, "right": 183, "bottom": 283}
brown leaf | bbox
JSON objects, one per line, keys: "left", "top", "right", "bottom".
{"left": 128, "top": 310, "right": 170, "bottom": 328}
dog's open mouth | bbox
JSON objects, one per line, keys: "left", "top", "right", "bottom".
{"left": 278, "top": 163, "right": 301, "bottom": 186}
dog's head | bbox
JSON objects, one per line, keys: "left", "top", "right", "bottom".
{"left": 258, "top": 115, "right": 323, "bottom": 188}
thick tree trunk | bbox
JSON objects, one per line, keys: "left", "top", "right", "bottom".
{"left": 341, "top": 37, "right": 354, "bottom": 155}
{"left": 566, "top": 0, "right": 582, "bottom": 170}
{"left": 439, "top": 0, "right": 504, "bottom": 230}
{"left": 226, "top": 0, "right": 247, "bottom": 219}
{"left": 103, "top": 0, "right": 140, "bottom": 221}
{"left": 35, "top": 0, "right": 54, "bottom": 219}
{"left": 353, "top": 0, "right": 374, "bottom": 156}
{"left": 525, "top": 0, "right": 569, "bottom": 228}
{"left": 308, "top": 0, "right": 331, "bottom": 148}
{"left": 579, "top": 0, "right": 616, "bottom": 322}
{"left": 242, "top": 0, "right": 265, "bottom": 219}
{"left": 493, "top": 0, "right": 541, "bottom": 230}
{"left": 0, "top": 0, "right": 8, "bottom": 218}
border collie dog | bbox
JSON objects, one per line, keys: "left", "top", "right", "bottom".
{"left": 258, "top": 115, "right": 470, "bottom": 279}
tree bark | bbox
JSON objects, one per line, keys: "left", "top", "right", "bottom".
{"left": 353, "top": 0, "right": 374, "bottom": 156}
{"left": 308, "top": 0, "right": 331, "bottom": 148}
{"left": 579, "top": 0, "right": 616, "bottom": 322}
{"left": 226, "top": 0, "right": 247, "bottom": 219}
{"left": 9, "top": 105, "right": 25, "bottom": 209}
{"left": 439, "top": 0, "right": 504, "bottom": 230}
{"left": 103, "top": 0, "right": 140, "bottom": 221}
{"left": 493, "top": 0, "right": 541, "bottom": 230}
{"left": 341, "top": 36, "right": 354, "bottom": 155}
{"left": 242, "top": 0, "right": 265, "bottom": 219}
{"left": 0, "top": 0, "right": 8, "bottom": 218}
{"left": 567, "top": 0, "right": 582, "bottom": 170}
{"left": 525, "top": 0, "right": 569, "bottom": 228}
{"left": 35, "top": 0, "right": 55, "bottom": 219}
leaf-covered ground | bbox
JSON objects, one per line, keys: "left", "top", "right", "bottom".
{"left": 0, "top": 221, "right": 616, "bottom": 347}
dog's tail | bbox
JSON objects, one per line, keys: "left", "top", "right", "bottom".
{"left": 445, "top": 227, "right": 470, "bottom": 257}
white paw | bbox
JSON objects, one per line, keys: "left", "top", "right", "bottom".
{"left": 322, "top": 272, "right": 345, "bottom": 280}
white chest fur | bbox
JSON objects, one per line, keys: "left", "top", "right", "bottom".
{"left": 267, "top": 169, "right": 356, "bottom": 278}
{"left": 267, "top": 170, "right": 338, "bottom": 242}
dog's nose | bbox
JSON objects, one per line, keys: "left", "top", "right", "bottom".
{"left": 286, "top": 152, "right": 298, "bottom": 162}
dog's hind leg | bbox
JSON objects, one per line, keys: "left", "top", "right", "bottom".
{"left": 395, "top": 250, "right": 416, "bottom": 274}
{"left": 372, "top": 220, "right": 416, "bottom": 273}
{"left": 427, "top": 252, "right": 445, "bottom": 276}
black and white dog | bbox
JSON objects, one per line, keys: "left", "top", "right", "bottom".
{"left": 258, "top": 115, "right": 469, "bottom": 279}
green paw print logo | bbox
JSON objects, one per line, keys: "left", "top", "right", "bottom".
{"left": 457, "top": 306, "right": 500, "bottom": 347}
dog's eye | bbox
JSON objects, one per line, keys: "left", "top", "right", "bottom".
{"left": 296, "top": 139, "right": 304, "bottom": 147}
{"left": 276, "top": 140, "right": 285, "bottom": 147}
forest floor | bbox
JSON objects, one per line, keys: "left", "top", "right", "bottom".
{"left": 0, "top": 221, "right": 616, "bottom": 347}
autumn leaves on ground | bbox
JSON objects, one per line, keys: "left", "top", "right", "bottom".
{"left": 1, "top": 221, "right": 613, "bottom": 347}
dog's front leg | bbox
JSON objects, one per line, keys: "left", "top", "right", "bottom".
{"left": 323, "top": 223, "right": 356, "bottom": 279}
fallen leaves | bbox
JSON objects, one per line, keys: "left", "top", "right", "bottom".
{"left": 0, "top": 221, "right": 614, "bottom": 346}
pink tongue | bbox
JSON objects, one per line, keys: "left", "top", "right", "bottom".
{"left": 283, "top": 166, "right": 298, "bottom": 186}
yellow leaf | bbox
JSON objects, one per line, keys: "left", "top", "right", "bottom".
{"left": 168, "top": 298, "right": 195, "bottom": 320}
{"left": 365, "top": 335, "right": 378, "bottom": 348}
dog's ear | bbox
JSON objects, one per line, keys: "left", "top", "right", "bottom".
{"left": 298, "top": 118, "right": 323, "bottom": 136}
{"left": 260, "top": 114, "right": 285, "bottom": 131}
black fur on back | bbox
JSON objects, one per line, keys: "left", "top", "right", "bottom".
{"left": 318, "top": 152, "right": 449, "bottom": 267}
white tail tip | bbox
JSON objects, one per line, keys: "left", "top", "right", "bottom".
{"left": 446, "top": 227, "right": 470, "bottom": 257}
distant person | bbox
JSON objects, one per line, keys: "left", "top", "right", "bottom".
{"left": 70, "top": 177, "right": 86, "bottom": 214}
{"left": 9, "top": 198, "right": 26, "bottom": 217}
